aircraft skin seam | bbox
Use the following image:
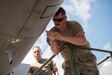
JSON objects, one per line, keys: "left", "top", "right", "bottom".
{"left": 40, "top": 0, "right": 64, "bottom": 19}
{"left": 16, "top": 0, "right": 40, "bottom": 38}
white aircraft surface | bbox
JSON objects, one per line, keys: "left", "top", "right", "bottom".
{"left": 0, "top": 0, "right": 63, "bottom": 74}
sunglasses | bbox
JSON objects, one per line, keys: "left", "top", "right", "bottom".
{"left": 53, "top": 18, "right": 64, "bottom": 23}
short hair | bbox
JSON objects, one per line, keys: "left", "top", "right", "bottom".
{"left": 33, "top": 46, "right": 41, "bottom": 50}
{"left": 54, "top": 7, "right": 66, "bottom": 16}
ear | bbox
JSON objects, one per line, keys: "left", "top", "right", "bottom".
{"left": 64, "top": 16, "right": 67, "bottom": 20}
{"left": 41, "top": 51, "right": 42, "bottom": 55}
{"left": 40, "top": 50, "right": 42, "bottom": 55}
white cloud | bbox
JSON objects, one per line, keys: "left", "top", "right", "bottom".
{"left": 100, "top": 61, "right": 112, "bottom": 75}
{"left": 103, "top": 42, "right": 112, "bottom": 51}
{"left": 101, "top": 61, "right": 112, "bottom": 68}
{"left": 100, "top": 42, "right": 112, "bottom": 59}
{"left": 99, "top": 42, "right": 112, "bottom": 69}
{"left": 63, "top": 0, "right": 96, "bottom": 23}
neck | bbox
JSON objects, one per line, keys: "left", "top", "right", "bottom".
{"left": 60, "top": 22, "right": 67, "bottom": 32}
{"left": 36, "top": 57, "right": 42, "bottom": 62}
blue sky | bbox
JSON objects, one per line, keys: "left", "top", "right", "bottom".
{"left": 22, "top": 0, "right": 112, "bottom": 74}
{"left": 86, "top": 0, "right": 112, "bottom": 65}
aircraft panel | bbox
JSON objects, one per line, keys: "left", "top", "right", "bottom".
{"left": 0, "top": 0, "right": 63, "bottom": 74}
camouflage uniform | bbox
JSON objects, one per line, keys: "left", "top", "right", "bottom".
{"left": 62, "top": 53, "right": 99, "bottom": 75}
{"left": 48, "top": 21, "right": 99, "bottom": 75}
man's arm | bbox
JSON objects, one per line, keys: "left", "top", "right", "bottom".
{"left": 47, "top": 31, "right": 60, "bottom": 55}
{"left": 51, "top": 60, "right": 59, "bottom": 75}
{"left": 50, "top": 41, "right": 60, "bottom": 55}
{"left": 55, "top": 31, "right": 87, "bottom": 46}
{"left": 27, "top": 66, "right": 33, "bottom": 75}
{"left": 47, "top": 30, "right": 87, "bottom": 55}
{"left": 53, "top": 69, "right": 59, "bottom": 75}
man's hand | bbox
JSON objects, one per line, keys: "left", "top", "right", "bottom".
{"left": 46, "top": 31, "right": 57, "bottom": 41}
{"left": 55, "top": 32, "right": 63, "bottom": 41}
{"left": 46, "top": 30, "right": 64, "bottom": 41}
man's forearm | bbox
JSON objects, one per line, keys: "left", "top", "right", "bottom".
{"left": 50, "top": 40, "right": 59, "bottom": 55}
{"left": 53, "top": 70, "right": 59, "bottom": 75}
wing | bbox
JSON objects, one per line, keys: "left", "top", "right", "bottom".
{"left": 0, "top": 0, "right": 63, "bottom": 74}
